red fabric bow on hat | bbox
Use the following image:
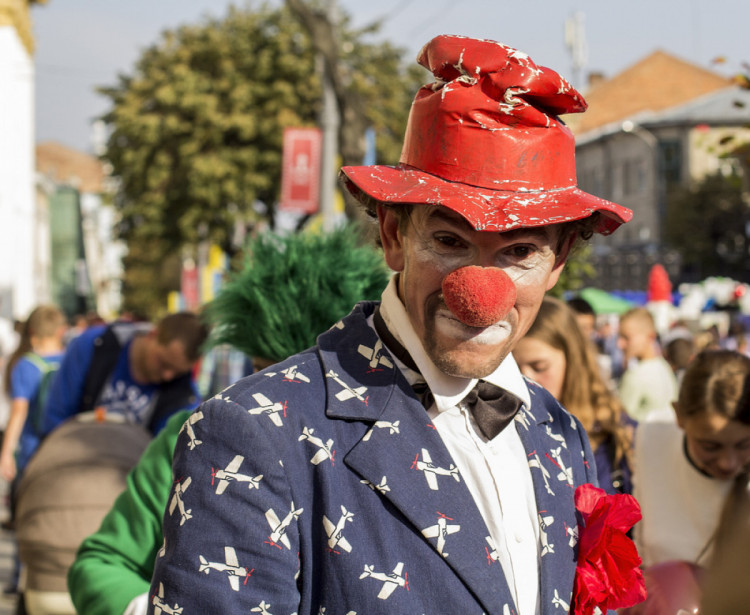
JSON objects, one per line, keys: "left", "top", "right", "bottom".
{"left": 573, "top": 483, "right": 647, "bottom": 615}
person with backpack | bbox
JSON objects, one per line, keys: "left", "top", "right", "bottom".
{"left": 0, "top": 305, "right": 66, "bottom": 484}
{"left": 40, "top": 312, "right": 208, "bottom": 438}
{"left": 0, "top": 304, "right": 66, "bottom": 597}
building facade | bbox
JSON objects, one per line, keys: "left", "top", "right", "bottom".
{"left": 571, "top": 51, "right": 750, "bottom": 291}
{"left": 0, "top": 0, "right": 46, "bottom": 320}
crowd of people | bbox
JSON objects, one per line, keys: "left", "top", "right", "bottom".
{"left": 0, "top": 32, "right": 747, "bottom": 615}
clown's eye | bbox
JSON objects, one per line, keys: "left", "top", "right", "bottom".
{"left": 506, "top": 245, "right": 534, "bottom": 258}
{"left": 434, "top": 233, "right": 465, "bottom": 249}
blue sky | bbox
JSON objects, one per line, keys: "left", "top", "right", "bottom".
{"left": 32, "top": 0, "right": 747, "bottom": 153}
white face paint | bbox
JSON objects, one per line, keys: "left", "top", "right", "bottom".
{"left": 380, "top": 205, "right": 568, "bottom": 379}
{"left": 434, "top": 307, "right": 513, "bottom": 345}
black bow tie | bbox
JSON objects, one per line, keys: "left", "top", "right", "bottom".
{"left": 462, "top": 381, "right": 522, "bottom": 439}
{"left": 373, "top": 308, "right": 522, "bottom": 439}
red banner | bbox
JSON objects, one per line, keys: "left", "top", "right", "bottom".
{"left": 181, "top": 263, "right": 200, "bottom": 311}
{"left": 280, "top": 127, "right": 322, "bottom": 214}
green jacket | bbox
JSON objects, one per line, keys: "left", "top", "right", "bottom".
{"left": 68, "top": 410, "right": 192, "bottom": 615}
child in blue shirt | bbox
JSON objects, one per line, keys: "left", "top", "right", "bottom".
{"left": 0, "top": 305, "right": 66, "bottom": 482}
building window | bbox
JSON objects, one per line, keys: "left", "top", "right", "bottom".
{"left": 659, "top": 140, "right": 682, "bottom": 185}
{"left": 623, "top": 159, "right": 645, "bottom": 195}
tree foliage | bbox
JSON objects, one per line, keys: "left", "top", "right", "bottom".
{"left": 102, "top": 4, "right": 321, "bottom": 252}
{"left": 100, "top": 1, "right": 424, "bottom": 316}
{"left": 664, "top": 172, "right": 750, "bottom": 283}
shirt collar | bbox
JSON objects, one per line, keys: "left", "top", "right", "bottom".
{"left": 378, "top": 276, "right": 530, "bottom": 412}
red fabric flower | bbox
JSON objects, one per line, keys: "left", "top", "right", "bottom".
{"left": 573, "top": 483, "right": 647, "bottom": 614}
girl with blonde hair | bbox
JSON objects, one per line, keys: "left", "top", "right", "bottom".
{"left": 0, "top": 304, "right": 66, "bottom": 482}
{"left": 514, "top": 296, "right": 636, "bottom": 494}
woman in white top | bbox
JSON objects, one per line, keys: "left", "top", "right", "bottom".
{"left": 634, "top": 349, "right": 750, "bottom": 568}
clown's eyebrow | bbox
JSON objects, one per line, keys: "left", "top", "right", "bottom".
{"left": 423, "top": 206, "right": 475, "bottom": 232}
{"left": 425, "top": 206, "right": 556, "bottom": 243}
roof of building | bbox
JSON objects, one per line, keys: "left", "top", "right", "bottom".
{"left": 567, "top": 49, "right": 732, "bottom": 136}
{"left": 36, "top": 141, "right": 107, "bottom": 193}
{"left": 642, "top": 85, "right": 750, "bottom": 126}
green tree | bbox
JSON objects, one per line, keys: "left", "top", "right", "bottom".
{"left": 664, "top": 172, "right": 750, "bottom": 282}
{"left": 553, "top": 242, "right": 596, "bottom": 297}
{"left": 102, "top": 4, "right": 320, "bottom": 254}
{"left": 101, "top": 2, "right": 422, "bottom": 316}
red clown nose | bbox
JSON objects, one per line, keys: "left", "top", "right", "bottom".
{"left": 442, "top": 266, "right": 517, "bottom": 327}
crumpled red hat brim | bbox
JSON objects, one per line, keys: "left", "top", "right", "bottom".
{"left": 340, "top": 164, "right": 632, "bottom": 236}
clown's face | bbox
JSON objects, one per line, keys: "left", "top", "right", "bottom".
{"left": 378, "top": 205, "right": 568, "bottom": 378}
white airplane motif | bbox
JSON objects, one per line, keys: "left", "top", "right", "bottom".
{"left": 265, "top": 502, "right": 304, "bottom": 550}
{"left": 361, "top": 476, "right": 390, "bottom": 494}
{"left": 411, "top": 448, "right": 460, "bottom": 491}
{"left": 357, "top": 340, "right": 394, "bottom": 370}
{"left": 564, "top": 522, "right": 579, "bottom": 548}
{"left": 544, "top": 424, "right": 567, "bottom": 449}
{"left": 484, "top": 536, "right": 499, "bottom": 564}
{"left": 548, "top": 447, "right": 574, "bottom": 484}
{"left": 552, "top": 589, "right": 570, "bottom": 611}
{"left": 251, "top": 600, "right": 272, "bottom": 614}
{"left": 362, "top": 420, "right": 400, "bottom": 442}
{"left": 247, "top": 392, "right": 287, "bottom": 427}
{"left": 281, "top": 365, "right": 310, "bottom": 383}
{"left": 152, "top": 582, "right": 183, "bottom": 615}
{"left": 326, "top": 371, "right": 369, "bottom": 405}
{"left": 198, "top": 546, "right": 253, "bottom": 591}
{"left": 298, "top": 427, "right": 335, "bottom": 465}
{"left": 179, "top": 410, "right": 203, "bottom": 450}
{"left": 322, "top": 505, "right": 354, "bottom": 553}
{"left": 157, "top": 538, "right": 166, "bottom": 559}
{"left": 528, "top": 451, "right": 554, "bottom": 495}
{"left": 168, "top": 476, "right": 192, "bottom": 525}
{"left": 514, "top": 408, "right": 532, "bottom": 430}
{"left": 359, "top": 562, "right": 409, "bottom": 600}
{"left": 421, "top": 512, "right": 460, "bottom": 557}
{"left": 212, "top": 455, "right": 263, "bottom": 495}
{"left": 538, "top": 512, "right": 555, "bottom": 556}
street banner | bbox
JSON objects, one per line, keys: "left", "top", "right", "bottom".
{"left": 280, "top": 127, "right": 322, "bottom": 214}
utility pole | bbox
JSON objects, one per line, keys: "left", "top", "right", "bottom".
{"left": 286, "top": 0, "right": 342, "bottom": 231}
{"left": 318, "top": 0, "right": 339, "bottom": 232}
{"left": 564, "top": 11, "right": 588, "bottom": 91}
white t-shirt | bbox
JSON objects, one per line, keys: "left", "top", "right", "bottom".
{"left": 634, "top": 420, "right": 733, "bottom": 567}
{"left": 377, "top": 277, "right": 541, "bottom": 615}
{"left": 618, "top": 356, "right": 678, "bottom": 423}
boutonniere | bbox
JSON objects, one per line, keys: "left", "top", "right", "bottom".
{"left": 573, "top": 483, "right": 647, "bottom": 614}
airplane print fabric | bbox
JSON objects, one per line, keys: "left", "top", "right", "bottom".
{"left": 149, "top": 301, "right": 597, "bottom": 614}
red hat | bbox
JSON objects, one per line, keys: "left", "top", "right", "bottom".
{"left": 340, "top": 35, "right": 632, "bottom": 234}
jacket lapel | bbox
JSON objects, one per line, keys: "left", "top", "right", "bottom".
{"left": 514, "top": 384, "right": 579, "bottom": 614}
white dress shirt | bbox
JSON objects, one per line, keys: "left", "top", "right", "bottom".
{"left": 372, "top": 277, "right": 541, "bottom": 615}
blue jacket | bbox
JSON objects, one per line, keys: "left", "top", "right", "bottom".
{"left": 150, "top": 302, "right": 597, "bottom": 614}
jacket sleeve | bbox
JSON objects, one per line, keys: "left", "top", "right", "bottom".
{"left": 148, "top": 395, "right": 303, "bottom": 614}
{"left": 68, "top": 410, "right": 192, "bottom": 615}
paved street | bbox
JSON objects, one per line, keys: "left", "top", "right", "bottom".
{"left": 0, "top": 529, "right": 16, "bottom": 615}
{"left": 0, "top": 477, "right": 17, "bottom": 615}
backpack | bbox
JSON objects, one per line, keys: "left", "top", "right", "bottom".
{"left": 23, "top": 352, "right": 61, "bottom": 437}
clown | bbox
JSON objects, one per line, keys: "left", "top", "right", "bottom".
{"left": 151, "top": 35, "right": 633, "bottom": 615}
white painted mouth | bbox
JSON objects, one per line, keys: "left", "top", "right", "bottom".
{"left": 435, "top": 310, "right": 512, "bottom": 345}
